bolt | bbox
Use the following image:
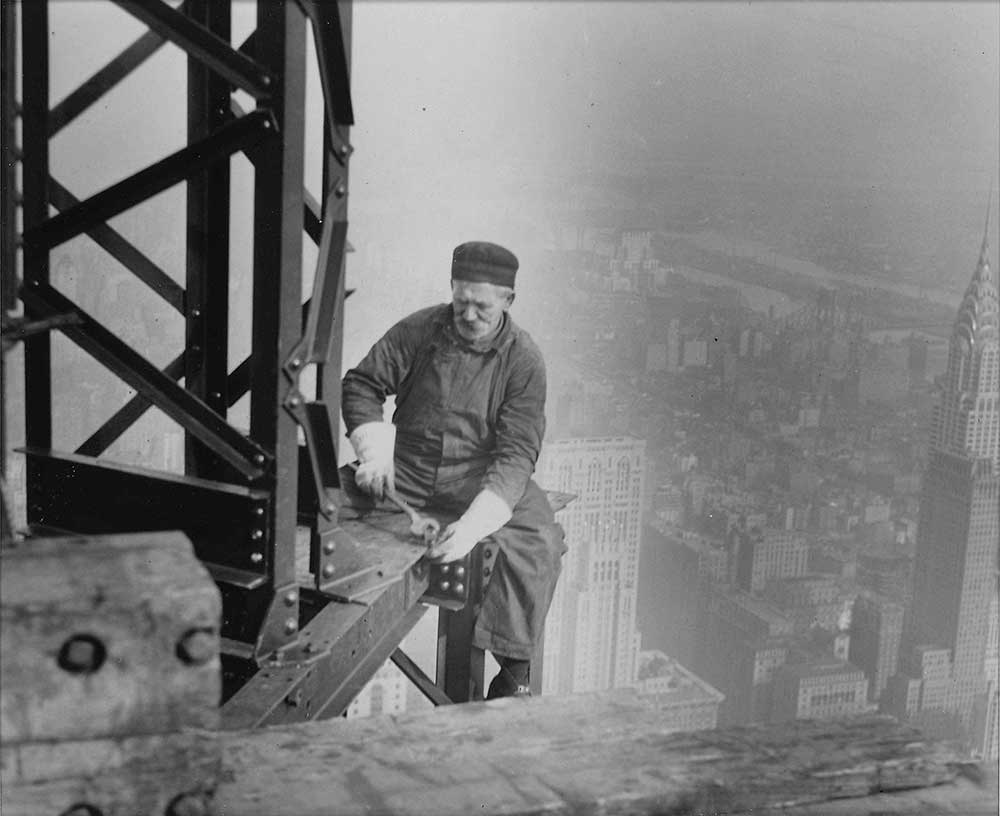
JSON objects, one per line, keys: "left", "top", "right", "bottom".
{"left": 253, "top": 453, "right": 266, "bottom": 465}
{"left": 284, "top": 618, "right": 298, "bottom": 635}
{"left": 284, "top": 590, "right": 298, "bottom": 606}
{"left": 260, "top": 74, "right": 272, "bottom": 87}
{"left": 287, "top": 395, "right": 301, "bottom": 408}
{"left": 324, "top": 502, "right": 336, "bottom": 515}
{"left": 190, "top": 345, "right": 201, "bottom": 353}
{"left": 439, "top": 580, "right": 450, "bottom": 592}
{"left": 454, "top": 583, "right": 465, "bottom": 595}
{"left": 190, "top": 308, "right": 201, "bottom": 318}
{"left": 290, "top": 357, "right": 302, "bottom": 369}
{"left": 250, "top": 552, "right": 264, "bottom": 564}
{"left": 254, "top": 506, "right": 265, "bottom": 517}
{"left": 176, "top": 629, "right": 216, "bottom": 666}
{"left": 210, "top": 391, "right": 222, "bottom": 400}
{"left": 250, "top": 528, "right": 263, "bottom": 541}
{"left": 441, "top": 564, "right": 450, "bottom": 574}
{"left": 454, "top": 565, "right": 465, "bottom": 577}
{"left": 338, "top": 143, "right": 350, "bottom": 157}
{"left": 322, "top": 540, "right": 335, "bottom": 555}
{"left": 321, "top": 563, "right": 335, "bottom": 579}
{"left": 334, "top": 184, "right": 346, "bottom": 198}
{"left": 166, "top": 792, "right": 209, "bottom": 816}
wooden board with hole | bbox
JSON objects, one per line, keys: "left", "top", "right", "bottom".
{"left": 0, "top": 532, "right": 221, "bottom": 742}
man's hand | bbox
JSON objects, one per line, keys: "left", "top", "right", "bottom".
{"left": 349, "top": 422, "right": 396, "bottom": 501}
{"left": 427, "top": 489, "right": 513, "bottom": 563}
{"left": 427, "top": 519, "right": 481, "bottom": 563}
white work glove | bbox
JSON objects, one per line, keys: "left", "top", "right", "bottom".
{"left": 428, "top": 489, "right": 513, "bottom": 563}
{"left": 349, "top": 421, "right": 396, "bottom": 500}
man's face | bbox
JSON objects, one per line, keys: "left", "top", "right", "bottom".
{"left": 451, "top": 280, "right": 514, "bottom": 341}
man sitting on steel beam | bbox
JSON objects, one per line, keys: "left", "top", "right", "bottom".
{"left": 342, "top": 241, "right": 565, "bottom": 699}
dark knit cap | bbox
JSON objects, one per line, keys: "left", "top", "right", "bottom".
{"left": 451, "top": 241, "right": 518, "bottom": 289}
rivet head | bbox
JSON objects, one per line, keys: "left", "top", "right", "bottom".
{"left": 290, "top": 357, "right": 302, "bottom": 369}
{"left": 190, "top": 308, "right": 201, "bottom": 318}
{"left": 250, "top": 552, "right": 264, "bottom": 564}
{"left": 287, "top": 395, "right": 301, "bottom": 408}
{"left": 284, "top": 618, "right": 298, "bottom": 635}
{"left": 454, "top": 583, "right": 465, "bottom": 595}
{"left": 454, "top": 566, "right": 465, "bottom": 577}
{"left": 253, "top": 453, "right": 266, "bottom": 465}
{"left": 439, "top": 580, "right": 450, "bottom": 591}
{"left": 176, "top": 629, "right": 216, "bottom": 666}
{"left": 321, "top": 564, "right": 335, "bottom": 578}
{"left": 254, "top": 506, "right": 265, "bottom": 517}
{"left": 440, "top": 564, "right": 450, "bottom": 574}
{"left": 324, "top": 502, "right": 336, "bottom": 515}
{"left": 322, "top": 541, "right": 335, "bottom": 555}
{"left": 57, "top": 635, "right": 106, "bottom": 675}
{"left": 167, "top": 792, "right": 209, "bottom": 816}
{"left": 338, "top": 143, "right": 350, "bottom": 156}
{"left": 284, "top": 591, "right": 298, "bottom": 606}
{"left": 335, "top": 185, "right": 346, "bottom": 198}
{"left": 250, "top": 529, "right": 263, "bottom": 541}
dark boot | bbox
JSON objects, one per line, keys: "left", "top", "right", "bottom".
{"left": 487, "top": 661, "right": 531, "bottom": 699}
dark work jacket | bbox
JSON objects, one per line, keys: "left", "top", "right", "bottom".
{"left": 342, "top": 304, "right": 547, "bottom": 511}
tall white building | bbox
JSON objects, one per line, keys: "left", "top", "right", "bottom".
{"left": 536, "top": 436, "right": 646, "bottom": 694}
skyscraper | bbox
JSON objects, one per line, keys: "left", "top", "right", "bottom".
{"left": 897, "top": 205, "right": 1000, "bottom": 744}
{"left": 536, "top": 437, "right": 646, "bottom": 694}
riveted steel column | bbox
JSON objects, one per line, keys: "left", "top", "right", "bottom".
{"left": 185, "top": 0, "right": 231, "bottom": 478}
{"left": 20, "top": 0, "right": 51, "bottom": 450}
{"left": 250, "top": 0, "right": 307, "bottom": 653}
{"left": 316, "top": 0, "right": 352, "bottom": 469}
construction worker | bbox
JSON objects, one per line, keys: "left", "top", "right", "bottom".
{"left": 342, "top": 241, "right": 565, "bottom": 698}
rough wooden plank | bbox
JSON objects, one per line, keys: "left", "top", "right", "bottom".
{"left": 1, "top": 532, "right": 221, "bottom": 742}
{"left": 214, "top": 690, "right": 992, "bottom": 816}
{"left": 0, "top": 729, "right": 219, "bottom": 816}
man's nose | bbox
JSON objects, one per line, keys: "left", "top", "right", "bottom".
{"left": 463, "top": 305, "right": 478, "bottom": 322}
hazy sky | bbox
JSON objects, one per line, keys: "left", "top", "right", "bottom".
{"left": 38, "top": 1, "right": 1000, "bottom": 363}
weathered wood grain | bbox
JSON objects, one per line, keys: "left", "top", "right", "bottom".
{"left": 1, "top": 532, "right": 221, "bottom": 742}
{"left": 0, "top": 729, "right": 220, "bottom": 816}
{"left": 214, "top": 690, "right": 993, "bottom": 816}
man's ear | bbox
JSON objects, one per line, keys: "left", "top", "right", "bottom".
{"left": 505, "top": 291, "right": 516, "bottom": 309}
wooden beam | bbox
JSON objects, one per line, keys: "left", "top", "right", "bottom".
{"left": 213, "top": 694, "right": 992, "bottom": 816}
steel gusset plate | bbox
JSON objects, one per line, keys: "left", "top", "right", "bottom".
{"left": 20, "top": 282, "right": 270, "bottom": 479}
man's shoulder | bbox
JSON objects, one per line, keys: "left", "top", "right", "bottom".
{"left": 390, "top": 303, "right": 450, "bottom": 334}
{"left": 504, "top": 316, "right": 545, "bottom": 367}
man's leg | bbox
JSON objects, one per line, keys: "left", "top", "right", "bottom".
{"left": 471, "top": 480, "right": 566, "bottom": 695}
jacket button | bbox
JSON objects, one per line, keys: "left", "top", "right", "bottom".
{"left": 483, "top": 566, "right": 492, "bottom": 577}
{"left": 484, "top": 548, "right": 493, "bottom": 559}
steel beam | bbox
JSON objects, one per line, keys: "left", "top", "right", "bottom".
{"left": 112, "top": 0, "right": 274, "bottom": 99}
{"left": 248, "top": 1, "right": 307, "bottom": 652}
{"left": 47, "top": 3, "right": 189, "bottom": 137}
{"left": 22, "top": 447, "right": 270, "bottom": 572}
{"left": 1, "top": 0, "right": 18, "bottom": 310}
{"left": 48, "top": 177, "right": 185, "bottom": 314}
{"left": 20, "top": 282, "right": 269, "bottom": 479}
{"left": 23, "top": 108, "right": 274, "bottom": 252}
{"left": 20, "top": 0, "right": 52, "bottom": 450}
{"left": 185, "top": 0, "right": 232, "bottom": 479}
{"left": 75, "top": 351, "right": 186, "bottom": 457}
{"left": 391, "top": 647, "right": 454, "bottom": 707}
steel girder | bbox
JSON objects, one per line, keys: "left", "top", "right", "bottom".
{"left": 5, "top": 0, "right": 357, "bottom": 672}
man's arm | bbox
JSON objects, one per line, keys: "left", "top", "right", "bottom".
{"left": 480, "top": 344, "right": 547, "bottom": 510}
{"left": 342, "top": 317, "right": 422, "bottom": 435}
